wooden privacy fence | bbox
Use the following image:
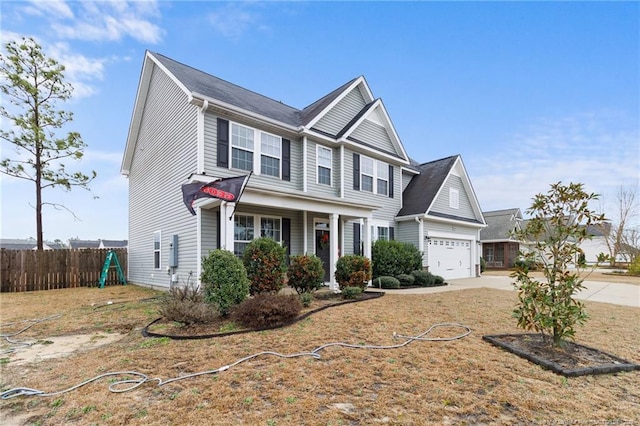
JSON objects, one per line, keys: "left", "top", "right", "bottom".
{"left": 0, "top": 248, "right": 128, "bottom": 293}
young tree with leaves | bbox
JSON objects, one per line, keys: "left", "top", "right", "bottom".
{"left": 511, "top": 182, "right": 606, "bottom": 347}
{"left": 0, "top": 37, "right": 96, "bottom": 250}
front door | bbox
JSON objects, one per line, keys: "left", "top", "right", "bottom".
{"left": 315, "top": 221, "right": 330, "bottom": 282}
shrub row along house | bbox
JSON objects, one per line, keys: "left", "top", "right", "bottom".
{"left": 121, "top": 51, "right": 486, "bottom": 290}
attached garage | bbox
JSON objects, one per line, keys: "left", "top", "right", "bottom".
{"left": 428, "top": 237, "right": 472, "bottom": 279}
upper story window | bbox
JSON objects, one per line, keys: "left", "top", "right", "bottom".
{"left": 376, "top": 160, "right": 388, "bottom": 195}
{"left": 361, "top": 156, "right": 374, "bottom": 192}
{"left": 260, "top": 132, "right": 281, "bottom": 177}
{"left": 449, "top": 188, "right": 459, "bottom": 209}
{"left": 153, "top": 231, "right": 161, "bottom": 269}
{"left": 317, "top": 145, "right": 332, "bottom": 185}
{"left": 231, "top": 123, "right": 254, "bottom": 171}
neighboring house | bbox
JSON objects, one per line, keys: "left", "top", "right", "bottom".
{"left": 100, "top": 240, "right": 129, "bottom": 249}
{"left": 68, "top": 239, "right": 101, "bottom": 250}
{"left": 480, "top": 208, "right": 523, "bottom": 269}
{"left": 0, "top": 238, "right": 57, "bottom": 250}
{"left": 121, "top": 51, "right": 486, "bottom": 290}
{"left": 579, "top": 223, "right": 621, "bottom": 264}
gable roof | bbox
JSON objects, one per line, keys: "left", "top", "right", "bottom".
{"left": 397, "top": 155, "right": 485, "bottom": 225}
{"left": 398, "top": 155, "right": 459, "bottom": 217}
{"left": 100, "top": 239, "right": 129, "bottom": 249}
{"left": 480, "top": 208, "right": 523, "bottom": 241}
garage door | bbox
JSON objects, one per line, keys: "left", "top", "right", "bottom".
{"left": 429, "top": 238, "right": 472, "bottom": 279}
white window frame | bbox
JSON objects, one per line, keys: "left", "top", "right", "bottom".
{"left": 229, "top": 121, "right": 282, "bottom": 178}
{"left": 317, "top": 145, "right": 332, "bottom": 185}
{"left": 234, "top": 214, "right": 283, "bottom": 256}
{"left": 231, "top": 122, "right": 255, "bottom": 172}
{"left": 360, "top": 156, "right": 374, "bottom": 193}
{"left": 449, "top": 188, "right": 460, "bottom": 209}
{"left": 370, "top": 220, "right": 391, "bottom": 242}
{"left": 260, "top": 131, "right": 282, "bottom": 178}
{"left": 359, "top": 155, "right": 389, "bottom": 195}
{"left": 376, "top": 160, "right": 388, "bottom": 196}
{"left": 153, "top": 231, "right": 161, "bottom": 269}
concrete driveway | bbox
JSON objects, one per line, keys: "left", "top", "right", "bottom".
{"left": 370, "top": 275, "right": 640, "bottom": 308}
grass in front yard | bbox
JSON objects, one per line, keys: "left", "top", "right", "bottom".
{"left": 0, "top": 284, "right": 638, "bottom": 425}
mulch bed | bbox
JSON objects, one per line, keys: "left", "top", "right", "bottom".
{"left": 144, "top": 291, "right": 384, "bottom": 339}
{"left": 483, "top": 333, "right": 640, "bottom": 377}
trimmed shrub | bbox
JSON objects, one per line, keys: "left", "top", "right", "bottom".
{"left": 288, "top": 254, "right": 325, "bottom": 294}
{"left": 480, "top": 257, "right": 486, "bottom": 273}
{"left": 158, "top": 284, "right": 216, "bottom": 325}
{"left": 201, "top": 249, "right": 249, "bottom": 317}
{"left": 395, "top": 273, "right": 415, "bottom": 287}
{"left": 372, "top": 240, "right": 422, "bottom": 278}
{"left": 234, "top": 294, "right": 302, "bottom": 328}
{"left": 374, "top": 276, "right": 400, "bottom": 289}
{"left": 433, "top": 275, "right": 445, "bottom": 285}
{"left": 242, "top": 237, "right": 287, "bottom": 295}
{"left": 341, "top": 286, "right": 363, "bottom": 299}
{"left": 411, "top": 270, "right": 432, "bottom": 286}
{"left": 335, "top": 255, "right": 372, "bottom": 291}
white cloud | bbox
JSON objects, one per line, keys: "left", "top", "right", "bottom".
{"left": 208, "top": 3, "right": 268, "bottom": 39}
{"left": 24, "top": 0, "right": 74, "bottom": 19}
{"left": 470, "top": 112, "right": 639, "bottom": 217}
{"left": 47, "top": 1, "right": 164, "bottom": 44}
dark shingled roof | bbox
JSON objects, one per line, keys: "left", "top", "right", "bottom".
{"left": 397, "top": 155, "right": 459, "bottom": 217}
{"left": 480, "top": 208, "right": 522, "bottom": 241}
{"left": 152, "top": 51, "right": 361, "bottom": 129}
{"left": 69, "top": 239, "right": 101, "bottom": 249}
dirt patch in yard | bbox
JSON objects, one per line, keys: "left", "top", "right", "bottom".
{"left": 1, "top": 284, "right": 639, "bottom": 425}
{"left": 483, "top": 269, "right": 640, "bottom": 285}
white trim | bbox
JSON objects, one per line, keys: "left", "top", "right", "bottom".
{"left": 153, "top": 230, "right": 162, "bottom": 270}
{"left": 197, "top": 100, "right": 208, "bottom": 173}
{"left": 303, "top": 136, "right": 308, "bottom": 193}
{"left": 196, "top": 207, "right": 202, "bottom": 286}
{"left": 316, "top": 144, "right": 333, "bottom": 186}
{"left": 303, "top": 77, "right": 372, "bottom": 130}
{"left": 340, "top": 145, "right": 345, "bottom": 198}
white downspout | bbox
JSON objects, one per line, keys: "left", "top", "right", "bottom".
{"left": 197, "top": 100, "right": 208, "bottom": 174}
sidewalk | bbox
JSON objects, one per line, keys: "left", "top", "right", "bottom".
{"left": 370, "top": 275, "right": 640, "bottom": 308}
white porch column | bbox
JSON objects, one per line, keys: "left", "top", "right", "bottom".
{"left": 196, "top": 207, "right": 202, "bottom": 285}
{"left": 329, "top": 213, "right": 339, "bottom": 291}
{"left": 220, "top": 202, "right": 235, "bottom": 251}
{"left": 303, "top": 210, "right": 308, "bottom": 254}
{"left": 363, "top": 216, "right": 372, "bottom": 260}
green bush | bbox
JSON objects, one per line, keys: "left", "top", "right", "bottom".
{"left": 234, "top": 294, "right": 302, "bottom": 328}
{"left": 158, "top": 283, "right": 216, "bottom": 325}
{"left": 395, "top": 273, "right": 415, "bottom": 287}
{"left": 480, "top": 257, "right": 486, "bottom": 273}
{"left": 374, "top": 276, "right": 400, "bottom": 289}
{"left": 335, "top": 255, "right": 372, "bottom": 291}
{"left": 411, "top": 270, "right": 433, "bottom": 286}
{"left": 628, "top": 256, "right": 640, "bottom": 276}
{"left": 288, "top": 254, "right": 325, "bottom": 294}
{"left": 201, "top": 249, "right": 249, "bottom": 317}
{"left": 299, "top": 292, "right": 313, "bottom": 307}
{"left": 341, "top": 286, "right": 363, "bottom": 299}
{"left": 433, "top": 275, "right": 445, "bottom": 285}
{"left": 242, "top": 237, "right": 287, "bottom": 295}
{"left": 372, "top": 240, "right": 422, "bottom": 278}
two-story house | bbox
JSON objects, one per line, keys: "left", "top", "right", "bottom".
{"left": 121, "top": 51, "right": 486, "bottom": 290}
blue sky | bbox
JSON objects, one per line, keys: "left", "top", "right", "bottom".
{"left": 1, "top": 1, "right": 638, "bottom": 242}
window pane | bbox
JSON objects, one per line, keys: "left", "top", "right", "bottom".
{"left": 232, "top": 147, "right": 253, "bottom": 171}
{"left": 377, "top": 161, "right": 388, "bottom": 179}
{"left": 232, "top": 124, "right": 254, "bottom": 150}
{"left": 234, "top": 215, "right": 254, "bottom": 241}
{"left": 361, "top": 175, "right": 373, "bottom": 192}
{"left": 261, "top": 217, "right": 281, "bottom": 241}
{"left": 261, "top": 155, "right": 280, "bottom": 177}
{"left": 377, "top": 178, "right": 388, "bottom": 195}
{"left": 318, "top": 146, "right": 332, "bottom": 168}
{"left": 377, "top": 226, "right": 389, "bottom": 241}
{"left": 361, "top": 157, "right": 374, "bottom": 175}
{"left": 154, "top": 252, "right": 160, "bottom": 269}
{"left": 261, "top": 133, "right": 280, "bottom": 157}
{"left": 318, "top": 166, "right": 331, "bottom": 185}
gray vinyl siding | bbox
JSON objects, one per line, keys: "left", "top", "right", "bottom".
{"left": 201, "top": 209, "right": 218, "bottom": 255}
{"left": 203, "top": 112, "right": 303, "bottom": 193}
{"left": 397, "top": 221, "right": 420, "bottom": 248}
{"left": 306, "top": 140, "right": 339, "bottom": 197}
{"left": 343, "top": 148, "right": 402, "bottom": 222}
{"left": 127, "top": 65, "right": 198, "bottom": 289}
{"left": 431, "top": 175, "right": 476, "bottom": 220}
{"left": 314, "top": 88, "right": 367, "bottom": 136}
{"left": 350, "top": 120, "right": 396, "bottom": 155}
